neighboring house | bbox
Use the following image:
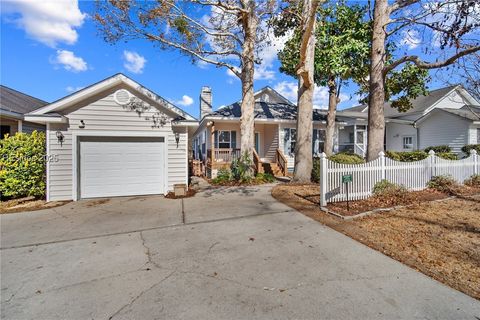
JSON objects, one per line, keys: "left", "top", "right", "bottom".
{"left": 24, "top": 74, "right": 197, "bottom": 201}
{"left": 192, "top": 86, "right": 343, "bottom": 178}
{"left": 0, "top": 85, "right": 47, "bottom": 138}
{"left": 338, "top": 84, "right": 480, "bottom": 155}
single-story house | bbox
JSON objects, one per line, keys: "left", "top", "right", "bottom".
{"left": 0, "top": 85, "right": 47, "bottom": 138}
{"left": 24, "top": 74, "right": 197, "bottom": 201}
{"left": 191, "top": 86, "right": 344, "bottom": 178}
{"left": 337, "top": 84, "right": 480, "bottom": 155}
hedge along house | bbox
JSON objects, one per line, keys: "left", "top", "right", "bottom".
{"left": 24, "top": 74, "right": 197, "bottom": 201}
{"left": 191, "top": 86, "right": 345, "bottom": 178}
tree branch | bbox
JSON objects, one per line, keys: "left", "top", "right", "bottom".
{"left": 384, "top": 46, "right": 480, "bottom": 73}
{"left": 389, "top": 0, "right": 420, "bottom": 14}
{"left": 145, "top": 32, "right": 242, "bottom": 78}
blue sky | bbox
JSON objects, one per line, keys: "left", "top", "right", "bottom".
{"left": 0, "top": 1, "right": 469, "bottom": 119}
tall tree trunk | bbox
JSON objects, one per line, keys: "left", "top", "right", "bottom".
{"left": 293, "top": 0, "right": 319, "bottom": 182}
{"left": 239, "top": 3, "right": 257, "bottom": 169}
{"left": 324, "top": 75, "right": 338, "bottom": 156}
{"left": 366, "top": 0, "right": 389, "bottom": 161}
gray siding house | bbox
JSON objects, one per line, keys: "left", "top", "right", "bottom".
{"left": 0, "top": 85, "right": 47, "bottom": 138}
{"left": 338, "top": 85, "right": 480, "bottom": 155}
{"left": 25, "top": 74, "right": 197, "bottom": 201}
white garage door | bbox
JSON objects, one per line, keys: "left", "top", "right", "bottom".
{"left": 80, "top": 137, "right": 165, "bottom": 199}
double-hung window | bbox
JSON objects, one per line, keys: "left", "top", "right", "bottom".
{"left": 214, "top": 130, "right": 236, "bottom": 149}
{"left": 312, "top": 129, "right": 326, "bottom": 155}
{"left": 283, "top": 128, "right": 296, "bottom": 155}
{"left": 403, "top": 136, "right": 414, "bottom": 150}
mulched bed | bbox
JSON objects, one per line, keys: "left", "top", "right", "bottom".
{"left": 165, "top": 189, "right": 197, "bottom": 199}
{"left": 272, "top": 184, "right": 480, "bottom": 300}
{"left": 0, "top": 197, "right": 70, "bottom": 214}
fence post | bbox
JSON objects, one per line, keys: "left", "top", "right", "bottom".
{"left": 379, "top": 151, "right": 385, "bottom": 180}
{"left": 428, "top": 150, "right": 436, "bottom": 179}
{"left": 319, "top": 152, "right": 327, "bottom": 207}
{"left": 472, "top": 149, "right": 478, "bottom": 175}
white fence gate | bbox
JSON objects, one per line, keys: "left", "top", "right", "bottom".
{"left": 319, "top": 150, "right": 479, "bottom": 206}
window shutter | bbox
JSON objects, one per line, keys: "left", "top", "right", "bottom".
{"left": 231, "top": 131, "right": 236, "bottom": 149}
{"left": 214, "top": 131, "right": 218, "bottom": 148}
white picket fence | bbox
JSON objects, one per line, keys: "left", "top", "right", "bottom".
{"left": 318, "top": 150, "right": 479, "bottom": 206}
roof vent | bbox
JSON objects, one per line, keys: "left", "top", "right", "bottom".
{"left": 113, "top": 89, "right": 133, "bottom": 105}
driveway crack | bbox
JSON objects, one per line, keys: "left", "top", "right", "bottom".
{"left": 139, "top": 231, "right": 162, "bottom": 269}
{"left": 108, "top": 270, "right": 176, "bottom": 320}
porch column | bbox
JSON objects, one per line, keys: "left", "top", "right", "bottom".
{"left": 210, "top": 123, "right": 215, "bottom": 163}
{"left": 353, "top": 124, "right": 357, "bottom": 154}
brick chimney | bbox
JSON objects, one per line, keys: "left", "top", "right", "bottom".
{"left": 200, "top": 86, "right": 212, "bottom": 119}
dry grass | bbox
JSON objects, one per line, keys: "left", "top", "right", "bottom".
{"left": 272, "top": 184, "right": 480, "bottom": 300}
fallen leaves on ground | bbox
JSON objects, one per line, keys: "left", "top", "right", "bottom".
{"left": 272, "top": 184, "right": 480, "bottom": 300}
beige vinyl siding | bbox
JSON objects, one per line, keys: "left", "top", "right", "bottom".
{"left": 418, "top": 111, "right": 470, "bottom": 154}
{"left": 47, "top": 86, "right": 188, "bottom": 201}
{"left": 48, "top": 123, "right": 73, "bottom": 201}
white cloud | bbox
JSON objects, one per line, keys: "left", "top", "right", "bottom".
{"left": 123, "top": 50, "right": 146, "bottom": 74}
{"left": 196, "top": 60, "right": 209, "bottom": 69}
{"left": 400, "top": 29, "right": 421, "bottom": 50}
{"left": 53, "top": 50, "right": 87, "bottom": 72}
{"left": 175, "top": 95, "right": 194, "bottom": 107}
{"left": 273, "top": 81, "right": 348, "bottom": 109}
{"left": 2, "top": 0, "right": 85, "bottom": 47}
{"left": 254, "top": 27, "right": 290, "bottom": 81}
{"left": 66, "top": 85, "right": 84, "bottom": 93}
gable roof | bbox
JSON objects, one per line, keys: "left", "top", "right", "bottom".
{"left": 0, "top": 85, "right": 48, "bottom": 115}
{"left": 27, "top": 73, "right": 196, "bottom": 121}
{"left": 341, "top": 84, "right": 466, "bottom": 119}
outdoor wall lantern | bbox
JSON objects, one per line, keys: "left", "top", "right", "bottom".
{"left": 56, "top": 131, "right": 64, "bottom": 146}
{"left": 79, "top": 120, "right": 85, "bottom": 129}
{"left": 175, "top": 132, "right": 180, "bottom": 147}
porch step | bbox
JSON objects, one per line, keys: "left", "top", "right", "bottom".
{"left": 259, "top": 162, "right": 285, "bottom": 176}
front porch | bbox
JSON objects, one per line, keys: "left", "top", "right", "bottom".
{"left": 338, "top": 124, "right": 367, "bottom": 158}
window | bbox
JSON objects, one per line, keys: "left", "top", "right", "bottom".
{"left": 214, "top": 130, "right": 236, "bottom": 149}
{"left": 1, "top": 125, "right": 10, "bottom": 139}
{"left": 283, "top": 128, "right": 296, "bottom": 155}
{"left": 312, "top": 129, "right": 326, "bottom": 155}
{"left": 201, "top": 130, "right": 206, "bottom": 155}
{"left": 403, "top": 136, "right": 414, "bottom": 150}
{"left": 477, "top": 128, "right": 480, "bottom": 143}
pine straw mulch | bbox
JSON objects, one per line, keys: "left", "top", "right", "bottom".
{"left": 272, "top": 183, "right": 480, "bottom": 300}
{"left": 0, "top": 197, "right": 70, "bottom": 214}
{"left": 165, "top": 188, "right": 197, "bottom": 199}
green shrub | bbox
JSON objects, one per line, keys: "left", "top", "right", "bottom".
{"left": 212, "top": 168, "right": 232, "bottom": 184}
{"left": 427, "top": 175, "right": 457, "bottom": 192}
{"left": 255, "top": 172, "right": 275, "bottom": 183}
{"left": 373, "top": 179, "right": 407, "bottom": 197}
{"left": 424, "top": 145, "right": 451, "bottom": 153}
{"left": 464, "top": 174, "right": 480, "bottom": 187}
{"left": 0, "top": 131, "right": 46, "bottom": 199}
{"left": 461, "top": 144, "right": 480, "bottom": 154}
{"left": 436, "top": 152, "right": 458, "bottom": 160}
{"left": 328, "top": 153, "right": 365, "bottom": 164}
{"left": 386, "top": 150, "right": 428, "bottom": 162}
{"left": 230, "top": 151, "right": 253, "bottom": 183}
{"left": 311, "top": 158, "right": 320, "bottom": 183}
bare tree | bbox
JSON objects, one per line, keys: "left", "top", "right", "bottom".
{"left": 94, "top": 0, "right": 276, "bottom": 167}
{"left": 366, "top": 0, "right": 480, "bottom": 161}
{"left": 438, "top": 52, "right": 480, "bottom": 101}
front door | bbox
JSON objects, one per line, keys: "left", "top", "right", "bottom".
{"left": 255, "top": 132, "right": 260, "bottom": 154}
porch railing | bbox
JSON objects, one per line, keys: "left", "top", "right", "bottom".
{"left": 207, "top": 148, "right": 241, "bottom": 163}
{"left": 275, "top": 149, "right": 288, "bottom": 176}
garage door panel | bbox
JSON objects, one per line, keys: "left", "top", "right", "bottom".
{"left": 80, "top": 139, "right": 165, "bottom": 198}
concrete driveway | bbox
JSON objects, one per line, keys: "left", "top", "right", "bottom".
{"left": 1, "top": 184, "right": 479, "bottom": 319}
